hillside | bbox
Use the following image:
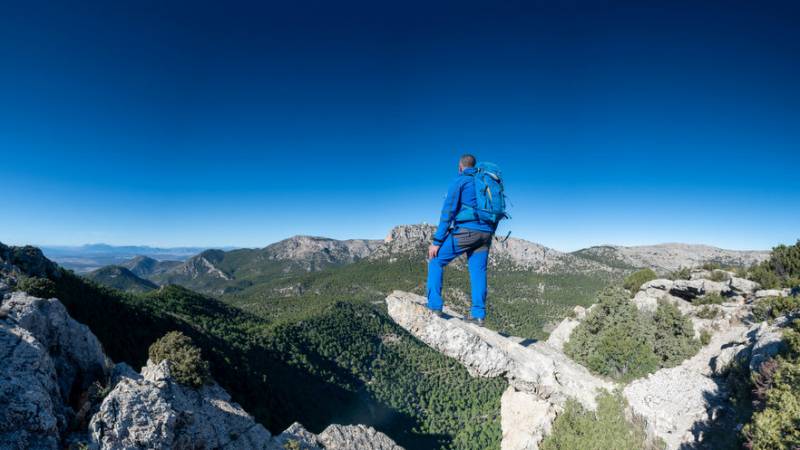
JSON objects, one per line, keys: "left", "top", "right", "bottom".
{"left": 573, "top": 243, "right": 770, "bottom": 274}
{"left": 85, "top": 265, "right": 159, "bottom": 293}
{"left": 120, "top": 255, "right": 182, "bottom": 277}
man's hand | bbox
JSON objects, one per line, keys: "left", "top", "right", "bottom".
{"left": 428, "top": 244, "right": 440, "bottom": 260}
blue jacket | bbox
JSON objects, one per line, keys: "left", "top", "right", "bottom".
{"left": 432, "top": 167, "right": 497, "bottom": 245}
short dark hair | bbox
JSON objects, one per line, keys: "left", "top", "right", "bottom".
{"left": 460, "top": 154, "right": 476, "bottom": 167}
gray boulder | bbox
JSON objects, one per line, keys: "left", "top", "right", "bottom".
{"left": 90, "top": 359, "right": 273, "bottom": 450}
{"left": 3, "top": 292, "right": 110, "bottom": 400}
{"left": 748, "top": 322, "right": 786, "bottom": 373}
{"left": 669, "top": 279, "right": 730, "bottom": 301}
{"left": 729, "top": 277, "right": 760, "bottom": 294}
{"left": 318, "top": 424, "right": 403, "bottom": 450}
{"left": 0, "top": 322, "right": 62, "bottom": 450}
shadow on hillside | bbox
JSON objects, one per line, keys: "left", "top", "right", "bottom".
{"left": 679, "top": 375, "right": 747, "bottom": 450}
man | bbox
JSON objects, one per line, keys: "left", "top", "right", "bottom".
{"left": 427, "top": 154, "right": 498, "bottom": 325}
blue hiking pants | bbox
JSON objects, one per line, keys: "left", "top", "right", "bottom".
{"left": 426, "top": 228, "right": 493, "bottom": 319}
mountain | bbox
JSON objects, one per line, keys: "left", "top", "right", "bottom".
{"left": 85, "top": 265, "right": 159, "bottom": 293}
{"left": 572, "top": 243, "right": 770, "bottom": 273}
{"left": 40, "top": 243, "right": 228, "bottom": 273}
{"left": 119, "top": 255, "right": 182, "bottom": 277}
{"left": 150, "top": 236, "right": 383, "bottom": 295}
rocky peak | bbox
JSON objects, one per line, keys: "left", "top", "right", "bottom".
{"left": 0, "top": 241, "right": 60, "bottom": 280}
{"left": 264, "top": 235, "right": 382, "bottom": 266}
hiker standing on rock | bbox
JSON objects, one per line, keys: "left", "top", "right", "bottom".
{"left": 426, "top": 154, "right": 508, "bottom": 325}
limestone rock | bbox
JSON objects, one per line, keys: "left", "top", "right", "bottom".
{"left": 669, "top": 279, "right": 730, "bottom": 301}
{"left": 754, "top": 288, "right": 791, "bottom": 299}
{"left": 90, "top": 359, "right": 273, "bottom": 450}
{"left": 748, "top": 322, "right": 786, "bottom": 372}
{"left": 729, "top": 277, "right": 760, "bottom": 294}
{"left": 3, "top": 292, "right": 110, "bottom": 399}
{"left": 272, "top": 422, "right": 323, "bottom": 450}
{"left": 500, "top": 386, "right": 554, "bottom": 450}
{"left": 545, "top": 315, "right": 580, "bottom": 351}
{"left": 318, "top": 424, "right": 402, "bottom": 450}
{"left": 387, "top": 290, "right": 614, "bottom": 410}
{"left": 0, "top": 321, "right": 62, "bottom": 450}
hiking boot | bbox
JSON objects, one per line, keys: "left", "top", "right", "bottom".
{"left": 465, "top": 316, "right": 485, "bottom": 326}
{"left": 429, "top": 309, "right": 444, "bottom": 318}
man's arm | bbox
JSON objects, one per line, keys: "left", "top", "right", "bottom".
{"left": 432, "top": 177, "right": 463, "bottom": 246}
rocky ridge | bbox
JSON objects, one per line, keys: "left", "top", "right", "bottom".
{"left": 386, "top": 270, "right": 794, "bottom": 450}
{"left": 575, "top": 243, "right": 770, "bottom": 274}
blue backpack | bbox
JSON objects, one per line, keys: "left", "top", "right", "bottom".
{"left": 455, "top": 162, "right": 509, "bottom": 225}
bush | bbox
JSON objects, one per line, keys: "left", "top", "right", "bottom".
{"left": 700, "top": 330, "right": 712, "bottom": 346}
{"left": 742, "top": 320, "right": 800, "bottom": 449}
{"left": 652, "top": 301, "right": 699, "bottom": 367}
{"left": 148, "top": 331, "right": 210, "bottom": 388}
{"left": 709, "top": 270, "right": 730, "bottom": 282}
{"left": 748, "top": 240, "right": 800, "bottom": 289}
{"left": 540, "top": 391, "right": 658, "bottom": 450}
{"left": 695, "top": 293, "right": 725, "bottom": 305}
{"left": 696, "top": 306, "right": 720, "bottom": 320}
{"left": 565, "top": 288, "right": 699, "bottom": 382}
{"left": 669, "top": 267, "right": 691, "bottom": 281}
{"left": 623, "top": 269, "right": 657, "bottom": 296}
{"left": 702, "top": 262, "right": 722, "bottom": 271}
{"left": 16, "top": 276, "right": 57, "bottom": 298}
{"left": 752, "top": 296, "right": 800, "bottom": 322}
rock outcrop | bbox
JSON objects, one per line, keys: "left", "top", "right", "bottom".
{"left": 386, "top": 290, "right": 614, "bottom": 449}
{"left": 1, "top": 291, "right": 111, "bottom": 450}
{"left": 90, "top": 359, "right": 273, "bottom": 449}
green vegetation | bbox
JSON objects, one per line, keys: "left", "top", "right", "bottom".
{"left": 694, "top": 292, "right": 725, "bottom": 305}
{"left": 540, "top": 392, "right": 660, "bottom": 450}
{"left": 148, "top": 331, "right": 211, "bottom": 387}
{"left": 752, "top": 296, "right": 800, "bottom": 322}
{"left": 565, "top": 288, "right": 699, "bottom": 382}
{"left": 742, "top": 319, "right": 800, "bottom": 449}
{"left": 652, "top": 301, "right": 699, "bottom": 367}
{"left": 709, "top": 270, "right": 730, "bottom": 282}
{"left": 700, "top": 330, "right": 712, "bottom": 346}
{"left": 702, "top": 262, "right": 722, "bottom": 271}
{"left": 747, "top": 240, "right": 800, "bottom": 289}
{"left": 669, "top": 267, "right": 691, "bottom": 280}
{"left": 622, "top": 269, "right": 657, "bottom": 296}
{"left": 85, "top": 265, "right": 157, "bottom": 293}
{"left": 696, "top": 305, "right": 720, "bottom": 320}
{"left": 16, "top": 275, "right": 57, "bottom": 298}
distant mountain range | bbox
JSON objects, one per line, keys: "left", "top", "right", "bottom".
{"left": 41, "top": 244, "right": 237, "bottom": 273}
{"left": 80, "top": 224, "right": 770, "bottom": 298}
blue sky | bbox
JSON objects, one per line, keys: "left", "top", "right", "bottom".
{"left": 1, "top": 0, "right": 798, "bottom": 251}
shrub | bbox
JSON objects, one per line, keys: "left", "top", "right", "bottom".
{"left": 748, "top": 240, "right": 800, "bottom": 289}
{"left": 702, "top": 262, "right": 722, "bottom": 271}
{"left": 623, "top": 269, "right": 657, "bottom": 296}
{"left": 669, "top": 267, "right": 691, "bottom": 281}
{"left": 16, "top": 276, "right": 57, "bottom": 298}
{"left": 696, "top": 306, "right": 720, "bottom": 320}
{"left": 695, "top": 293, "right": 725, "bottom": 305}
{"left": 752, "top": 296, "right": 800, "bottom": 322}
{"left": 148, "top": 331, "right": 210, "bottom": 388}
{"left": 540, "top": 391, "right": 658, "bottom": 450}
{"left": 700, "top": 330, "right": 712, "bottom": 346}
{"left": 652, "top": 300, "right": 700, "bottom": 367}
{"left": 565, "top": 288, "right": 698, "bottom": 382}
{"left": 709, "top": 270, "right": 730, "bottom": 282}
{"left": 742, "top": 320, "right": 800, "bottom": 449}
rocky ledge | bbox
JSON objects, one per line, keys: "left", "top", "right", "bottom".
{"left": 386, "top": 291, "right": 615, "bottom": 450}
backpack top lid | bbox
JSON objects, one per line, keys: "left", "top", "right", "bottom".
{"left": 475, "top": 162, "right": 502, "bottom": 181}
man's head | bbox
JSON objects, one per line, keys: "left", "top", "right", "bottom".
{"left": 459, "top": 154, "right": 476, "bottom": 172}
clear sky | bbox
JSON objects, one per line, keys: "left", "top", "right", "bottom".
{"left": 1, "top": 0, "right": 798, "bottom": 251}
